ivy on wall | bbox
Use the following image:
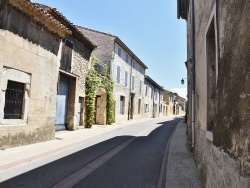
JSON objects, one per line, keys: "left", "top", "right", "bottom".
{"left": 85, "top": 56, "right": 115, "bottom": 128}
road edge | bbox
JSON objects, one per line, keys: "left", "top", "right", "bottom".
{"left": 157, "top": 119, "right": 183, "bottom": 188}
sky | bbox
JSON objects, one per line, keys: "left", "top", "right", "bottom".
{"left": 33, "top": 0, "right": 187, "bottom": 98}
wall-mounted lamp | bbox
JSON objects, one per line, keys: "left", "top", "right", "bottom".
{"left": 181, "top": 78, "right": 187, "bottom": 85}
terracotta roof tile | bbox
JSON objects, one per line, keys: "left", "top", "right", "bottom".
{"left": 8, "top": 0, "right": 71, "bottom": 37}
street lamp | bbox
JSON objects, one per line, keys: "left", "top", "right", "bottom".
{"left": 181, "top": 78, "right": 187, "bottom": 85}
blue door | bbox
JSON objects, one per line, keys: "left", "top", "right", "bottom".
{"left": 55, "top": 75, "right": 69, "bottom": 131}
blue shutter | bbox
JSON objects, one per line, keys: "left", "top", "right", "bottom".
{"left": 117, "top": 66, "right": 120, "bottom": 83}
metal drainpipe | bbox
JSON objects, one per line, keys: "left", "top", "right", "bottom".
{"left": 159, "top": 90, "right": 161, "bottom": 117}
{"left": 153, "top": 87, "right": 155, "bottom": 118}
{"left": 191, "top": 0, "right": 196, "bottom": 149}
{"left": 127, "top": 57, "right": 133, "bottom": 120}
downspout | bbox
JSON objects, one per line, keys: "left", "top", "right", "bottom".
{"left": 191, "top": 0, "right": 196, "bottom": 149}
{"left": 153, "top": 86, "right": 155, "bottom": 118}
{"left": 110, "top": 43, "right": 115, "bottom": 76}
{"left": 127, "top": 57, "right": 133, "bottom": 120}
{"left": 159, "top": 90, "right": 161, "bottom": 117}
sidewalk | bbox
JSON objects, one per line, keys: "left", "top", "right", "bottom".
{"left": 165, "top": 120, "right": 203, "bottom": 188}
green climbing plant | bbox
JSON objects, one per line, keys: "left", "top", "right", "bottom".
{"left": 85, "top": 56, "right": 115, "bottom": 128}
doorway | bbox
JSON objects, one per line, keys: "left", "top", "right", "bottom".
{"left": 77, "top": 97, "right": 84, "bottom": 126}
{"left": 55, "top": 75, "right": 69, "bottom": 131}
{"left": 129, "top": 94, "right": 134, "bottom": 120}
{"left": 95, "top": 95, "right": 101, "bottom": 124}
{"left": 94, "top": 88, "right": 107, "bottom": 125}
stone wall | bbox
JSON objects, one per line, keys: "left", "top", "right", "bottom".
{"left": 0, "top": 2, "right": 61, "bottom": 148}
{"left": 113, "top": 42, "right": 145, "bottom": 122}
{"left": 65, "top": 35, "right": 92, "bottom": 129}
{"left": 188, "top": 0, "right": 250, "bottom": 186}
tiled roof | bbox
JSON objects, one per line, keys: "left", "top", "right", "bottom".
{"left": 35, "top": 4, "right": 96, "bottom": 50}
{"left": 76, "top": 25, "right": 117, "bottom": 38}
{"left": 145, "top": 75, "right": 164, "bottom": 90}
{"left": 77, "top": 26, "right": 148, "bottom": 69}
{"left": 8, "top": 0, "right": 71, "bottom": 37}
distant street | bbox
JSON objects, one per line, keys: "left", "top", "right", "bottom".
{"left": 0, "top": 117, "right": 182, "bottom": 188}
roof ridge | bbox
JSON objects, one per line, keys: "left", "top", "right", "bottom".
{"left": 34, "top": 3, "right": 96, "bottom": 49}
{"left": 76, "top": 25, "right": 116, "bottom": 37}
{"left": 9, "top": 0, "right": 70, "bottom": 37}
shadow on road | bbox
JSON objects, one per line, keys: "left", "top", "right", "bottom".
{"left": 0, "top": 117, "right": 183, "bottom": 188}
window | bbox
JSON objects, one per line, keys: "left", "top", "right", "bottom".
{"left": 126, "top": 54, "right": 129, "bottom": 63}
{"left": 118, "top": 48, "right": 122, "bottom": 57}
{"left": 131, "top": 76, "right": 135, "bottom": 90}
{"left": 206, "top": 17, "right": 216, "bottom": 133}
{"left": 138, "top": 99, "right": 141, "bottom": 114}
{"left": 151, "top": 88, "right": 153, "bottom": 99}
{"left": 145, "top": 86, "right": 148, "bottom": 96}
{"left": 139, "top": 80, "right": 142, "bottom": 93}
{"left": 117, "top": 66, "right": 120, "bottom": 83}
{"left": 125, "top": 71, "right": 128, "bottom": 87}
{"left": 140, "top": 67, "right": 143, "bottom": 74}
{"left": 145, "top": 104, "right": 148, "bottom": 113}
{"left": 4, "top": 80, "right": 24, "bottom": 119}
{"left": 155, "top": 92, "right": 158, "bottom": 100}
{"left": 120, "top": 96, "right": 125, "bottom": 114}
{"left": 132, "top": 61, "right": 136, "bottom": 69}
{"left": 60, "top": 39, "right": 73, "bottom": 71}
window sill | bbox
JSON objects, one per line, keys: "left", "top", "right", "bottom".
{"left": 0, "top": 119, "right": 27, "bottom": 126}
{"left": 206, "top": 131, "right": 213, "bottom": 142}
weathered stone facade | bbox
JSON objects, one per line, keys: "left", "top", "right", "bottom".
{"left": 0, "top": 0, "right": 68, "bottom": 149}
{"left": 39, "top": 6, "right": 95, "bottom": 130}
{"left": 0, "top": 1, "right": 95, "bottom": 149}
{"left": 178, "top": 0, "right": 250, "bottom": 186}
{"left": 77, "top": 27, "right": 148, "bottom": 123}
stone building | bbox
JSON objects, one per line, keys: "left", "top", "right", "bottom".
{"left": 163, "top": 90, "right": 174, "bottom": 116}
{"left": 175, "top": 95, "right": 186, "bottom": 115}
{"left": 36, "top": 5, "right": 96, "bottom": 130}
{"left": 0, "top": 0, "right": 96, "bottom": 149}
{"left": 77, "top": 26, "right": 148, "bottom": 123}
{"left": 163, "top": 90, "right": 186, "bottom": 116}
{"left": 144, "top": 75, "right": 164, "bottom": 118}
{"left": 0, "top": 0, "right": 70, "bottom": 149}
{"left": 178, "top": 0, "right": 250, "bottom": 187}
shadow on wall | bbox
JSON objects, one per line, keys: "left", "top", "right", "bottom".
{"left": 0, "top": 2, "right": 61, "bottom": 55}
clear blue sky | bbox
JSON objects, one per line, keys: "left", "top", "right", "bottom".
{"left": 34, "top": 0, "right": 187, "bottom": 97}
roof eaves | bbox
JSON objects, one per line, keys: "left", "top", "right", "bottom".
{"left": 8, "top": 0, "right": 71, "bottom": 37}
{"left": 76, "top": 25, "right": 116, "bottom": 38}
{"left": 75, "top": 26, "right": 148, "bottom": 69}
{"left": 46, "top": 8, "right": 97, "bottom": 50}
{"left": 145, "top": 75, "right": 163, "bottom": 90}
{"left": 115, "top": 37, "right": 148, "bottom": 69}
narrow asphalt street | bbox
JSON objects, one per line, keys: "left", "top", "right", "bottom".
{"left": 0, "top": 116, "right": 202, "bottom": 188}
{"left": 0, "top": 118, "right": 181, "bottom": 188}
{"left": 74, "top": 118, "right": 179, "bottom": 188}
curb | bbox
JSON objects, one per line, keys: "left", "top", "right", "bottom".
{"left": 157, "top": 119, "right": 183, "bottom": 188}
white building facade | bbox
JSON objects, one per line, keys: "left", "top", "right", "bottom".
{"left": 77, "top": 27, "right": 148, "bottom": 123}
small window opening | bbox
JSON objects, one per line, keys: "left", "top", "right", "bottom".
{"left": 4, "top": 80, "right": 25, "bottom": 119}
